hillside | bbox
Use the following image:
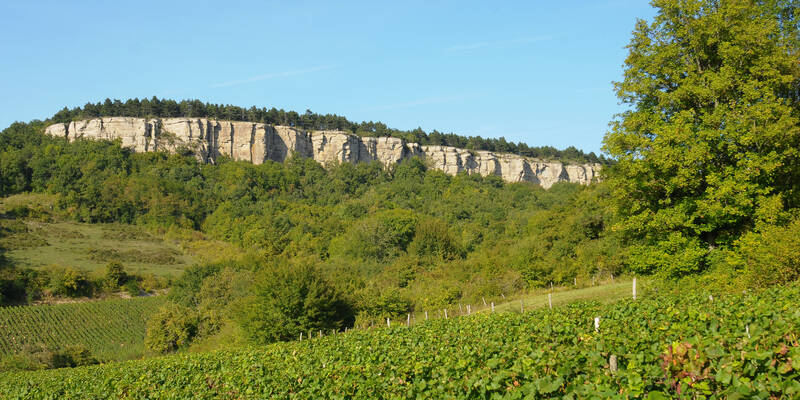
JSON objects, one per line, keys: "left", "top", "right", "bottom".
{"left": 2, "top": 285, "right": 797, "bottom": 399}
{"left": 44, "top": 117, "right": 601, "bottom": 188}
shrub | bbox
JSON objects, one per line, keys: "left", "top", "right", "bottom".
{"left": 104, "top": 261, "right": 127, "bottom": 288}
{"left": 144, "top": 303, "right": 199, "bottom": 354}
{"left": 408, "top": 219, "right": 462, "bottom": 260}
{"left": 238, "top": 262, "right": 354, "bottom": 344}
{"left": 48, "top": 266, "right": 92, "bottom": 297}
{"left": 735, "top": 218, "right": 800, "bottom": 288}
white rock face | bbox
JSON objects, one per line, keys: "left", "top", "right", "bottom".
{"left": 44, "top": 117, "right": 601, "bottom": 188}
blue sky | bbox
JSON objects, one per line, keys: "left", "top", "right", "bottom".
{"left": 0, "top": 1, "right": 655, "bottom": 154}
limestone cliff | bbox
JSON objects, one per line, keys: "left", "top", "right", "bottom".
{"left": 44, "top": 117, "right": 601, "bottom": 188}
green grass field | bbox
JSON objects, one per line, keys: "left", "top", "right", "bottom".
{"left": 0, "top": 296, "right": 165, "bottom": 362}
{"left": 0, "top": 193, "right": 242, "bottom": 277}
{"left": 3, "top": 221, "right": 193, "bottom": 277}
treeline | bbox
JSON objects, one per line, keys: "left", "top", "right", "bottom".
{"left": 48, "top": 97, "right": 609, "bottom": 164}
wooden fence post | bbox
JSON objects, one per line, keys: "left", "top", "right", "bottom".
{"left": 609, "top": 355, "right": 618, "bottom": 373}
{"left": 407, "top": 313, "right": 411, "bottom": 326}
{"left": 548, "top": 293, "right": 552, "bottom": 310}
{"left": 425, "top": 311, "right": 428, "bottom": 320}
{"left": 490, "top": 302, "right": 495, "bottom": 312}
{"left": 444, "top": 309, "right": 448, "bottom": 319}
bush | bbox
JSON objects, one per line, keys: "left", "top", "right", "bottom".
{"left": 408, "top": 219, "right": 462, "bottom": 260}
{"left": 238, "top": 262, "right": 354, "bottom": 344}
{"left": 104, "top": 261, "right": 127, "bottom": 288}
{"left": 330, "top": 209, "right": 418, "bottom": 261}
{"left": 124, "top": 279, "right": 141, "bottom": 296}
{"left": 48, "top": 266, "right": 92, "bottom": 297}
{"left": 144, "top": 303, "right": 199, "bottom": 354}
{"left": 0, "top": 345, "right": 97, "bottom": 372}
{"left": 735, "top": 218, "right": 800, "bottom": 288}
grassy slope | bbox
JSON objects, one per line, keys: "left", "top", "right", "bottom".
{"left": 0, "top": 296, "right": 165, "bottom": 361}
{"left": 1, "top": 193, "right": 242, "bottom": 278}
{"left": 4, "top": 221, "right": 192, "bottom": 277}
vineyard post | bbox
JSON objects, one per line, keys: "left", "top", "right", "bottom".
{"left": 319, "top": 330, "right": 322, "bottom": 338}
{"left": 444, "top": 309, "right": 448, "bottom": 319}
{"left": 300, "top": 332, "right": 303, "bottom": 341}
{"left": 592, "top": 276, "right": 595, "bottom": 286}
{"left": 407, "top": 314, "right": 410, "bottom": 326}
{"left": 386, "top": 318, "right": 390, "bottom": 328}
{"left": 490, "top": 302, "right": 495, "bottom": 312}
{"left": 574, "top": 277, "right": 577, "bottom": 286}
{"left": 611, "top": 273, "right": 614, "bottom": 283}
{"left": 482, "top": 297, "right": 487, "bottom": 306}
{"left": 746, "top": 324, "right": 750, "bottom": 338}
{"left": 467, "top": 305, "right": 471, "bottom": 315}
{"left": 459, "top": 304, "right": 463, "bottom": 314}
{"left": 501, "top": 293, "right": 505, "bottom": 299}
{"left": 425, "top": 311, "right": 428, "bottom": 320}
{"left": 632, "top": 277, "right": 637, "bottom": 300}
{"left": 548, "top": 293, "right": 552, "bottom": 310}
{"left": 609, "top": 355, "right": 618, "bottom": 374}
{"left": 594, "top": 317, "right": 600, "bottom": 332}
{"left": 344, "top": 327, "right": 348, "bottom": 333}
{"left": 520, "top": 300, "right": 524, "bottom": 313}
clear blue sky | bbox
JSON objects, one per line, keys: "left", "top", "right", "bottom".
{"left": 0, "top": 1, "right": 655, "bottom": 154}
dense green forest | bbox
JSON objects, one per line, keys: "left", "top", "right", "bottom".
{"left": 47, "top": 98, "right": 609, "bottom": 164}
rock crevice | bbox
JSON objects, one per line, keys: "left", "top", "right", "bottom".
{"left": 45, "top": 117, "right": 601, "bottom": 188}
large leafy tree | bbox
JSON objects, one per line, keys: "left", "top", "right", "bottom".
{"left": 603, "top": 0, "right": 800, "bottom": 275}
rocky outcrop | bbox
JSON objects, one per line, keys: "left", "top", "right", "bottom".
{"left": 44, "top": 117, "right": 601, "bottom": 188}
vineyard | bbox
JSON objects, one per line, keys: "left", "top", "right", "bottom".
{"left": 0, "top": 296, "right": 165, "bottom": 362}
{"left": 1, "top": 285, "right": 798, "bottom": 399}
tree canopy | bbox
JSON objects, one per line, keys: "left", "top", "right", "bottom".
{"left": 603, "top": 0, "right": 800, "bottom": 275}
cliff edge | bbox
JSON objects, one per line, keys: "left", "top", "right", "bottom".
{"left": 44, "top": 117, "right": 600, "bottom": 188}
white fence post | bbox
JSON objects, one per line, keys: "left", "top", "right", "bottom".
{"left": 548, "top": 293, "right": 552, "bottom": 310}
{"left": 594, "top": 317, "right": 600, "bottom": 332}
{"left": 633, "top": 277, "right": 637, "bottom": 300}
